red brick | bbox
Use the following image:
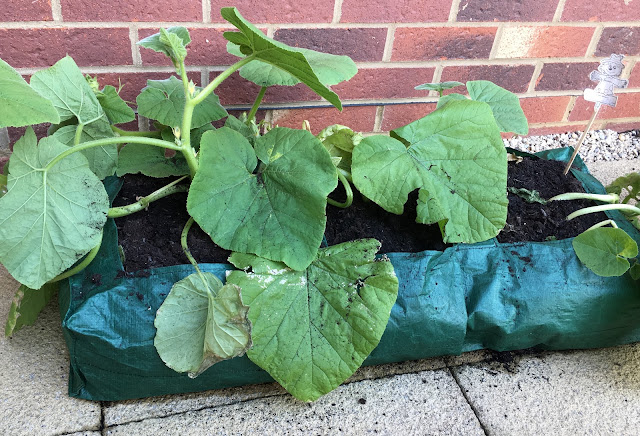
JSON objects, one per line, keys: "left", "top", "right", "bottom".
{"left": 519, "top": 96, "right": 571, "bottom": 124}
{"left": 392, "top": 27, "right": 496, "bottom": 61}
{"left": 211, "top": 0, "right": 334, "bottom": 23}
{"left": 333, "top": 68, "right": 436, "bottom": 100}
{"left": 341, "top": 0, "right": 451, "bottom": 23}
{"left": 441, "top": 64, "right": 535, "bottom": 94}
{"left": 0, "top": 28, "right": 131, "bottom": 68}
{"left": 381, "top": 103, "right": 438, "bottom": 132}
{"left": 496, "top": 26, "right": 593, "bottom": 59}
{"left": 3, "top": 0, "right": 52, "bottom": 21}
{"left": 535, "top": 62, "right": 600, "bottom": 91}
{"left": 274, "top": 28, "right": 387, "bottom": 62}
{"left": 60, "top": 0, "right": 201, "bottom": 22}
{"left": 212, "top": 72, "right": 270, "bottom": 106}
{"left": 569, "top": 92, "right": 640, "bottom": 122}
{"left": 561, "top": 0, "right": 640, "bottom": 21}
{"left": 271, "top": 106, "right": 377, "bottom": 134}
{"left": 602, "top": 121, "right": 640, "bottom": 133}
{"left": 140, "top": 28, "right": 239, "bottom": 67}
{"left": 457, "top": 0, "right": 558, "bottom": 22}
{"left": 596, "top": 27, "right": 640, "bottom": 57}
{"left": 628, "top": 63, "right": 640, "bottom": 88}
{"left": 94, "top": 72, "right": 201, "bottom": 104}
{"left": 526, "top": 124, "right": 594, "bottom": 137}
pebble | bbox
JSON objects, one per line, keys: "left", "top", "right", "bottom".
{"left": 505, "top": 129, "right": 640, "bottom": 162}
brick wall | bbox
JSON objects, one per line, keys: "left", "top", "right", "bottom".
{"left": 2, "top": 0, "right": 640, "bottom": 144}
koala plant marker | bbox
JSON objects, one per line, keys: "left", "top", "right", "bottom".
{"left": 564, "top": 54, "right": 629, "bottom": 175}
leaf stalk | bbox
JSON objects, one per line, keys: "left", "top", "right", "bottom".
{"left": 108, "top": 176, "right": 189, "bottom": 218}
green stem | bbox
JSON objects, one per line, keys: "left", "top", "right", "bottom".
{"left": 567, "top": 204, "right": 640, "bottom": 221}
{"left": 586, "top": 219, "right": 619, "bottom": 232}
{"left": 111, "top": 126, "right": 162, "bottom": 138}
{"left": 191, "top": 57, "right": 255, "bottom": 107}
{"left": 247, "top": 86, "right": 267, "bottom": 123}
{"left": 108, "top": 177, "right": 189, "bottom": 218}
{"left": 74, "top": 124, "right": 84, "bottom": 146}
{"left": 327, "top": 172, "right": 353, "bottom": 208}
{"left": 45, "top": 136, "right": 181, "bottom": 171}
{"left": 181, "top": 217, "right": 207, "bottom": 286}
{"left": 179, "top": 59, "right": 191, "bottom": 101}
{"left": 549, "top": 192, "right": 619, "bottom": 203}
{"left": 50, "top": 230, "right": 103, "bottom": 283}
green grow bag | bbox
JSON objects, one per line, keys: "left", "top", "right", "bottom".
{"left": 60, "top": 148, "right": 640, "bottom": 401}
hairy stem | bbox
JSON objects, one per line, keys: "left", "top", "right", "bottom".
{"left": 585, "top": 219, "right": 619, "bottom": 232}
{"left": 46, "top": 136, "right": 181, "bottom": 171}
{"left": 181, "top": 217, "right": 208, "bottom": 288}
{"left": 567, "top": 204, "right": 640, "bottom": 221}
{"left": 74, "top": 124, "right": 84, "bottom": 146}
{"left": 50, "top": 230, "right": 103, "bottom": 282}
{"left": 549, "top": 192, "right": 619, "bottom": 203}
{"left": 108, "top": 176, "right": 189, "bottom": 218}
{"left": 327, "top": 172, "right": 353, "bottom": 208}
{"left": 247, "top": 86, "right": 267, "bottom": 123}
{"left": 112, "top": 125, "right": 162, "bottom": 138}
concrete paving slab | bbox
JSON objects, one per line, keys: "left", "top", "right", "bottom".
{"left": 453, "top": 343, "right": 640, "bottom": 435}
{"left": 105, "top": 368, "right": 484, "bottom": 435}
{"left": 67, "top": 433, "right": 102, "bottom": 436}
{"left": 0, "top": 267, "right": 101, "bottom": 436}
{"left": 586, "top": 158, "right": 640, "bottom": 185}
{"left": 105, "top": 356, "right": 448, "bottom": 427}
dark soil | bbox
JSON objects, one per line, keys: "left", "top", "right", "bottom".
{"left": 114, "top": 156, "right": 607, "bottom": 271}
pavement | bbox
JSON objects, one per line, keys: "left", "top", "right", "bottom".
{"left": 1, "top": 158, "right": 639, "bottom": 436}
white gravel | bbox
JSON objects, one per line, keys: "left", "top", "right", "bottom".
{"left": 506, "top": 129, "right": 640, "bottom": 162}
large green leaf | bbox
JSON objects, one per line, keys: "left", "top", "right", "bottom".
{"left": 227, "top": 239, "right": 398, "bottom": 402}
{"left": 96, "top": 85, "right": 135, "bottom": 125}
{"left": 138, "top": 27, "right": 191, "bottom": 68}
{"left": 572, "top": 227, "right": 638, "bottom": 277}
{"left": 467, "top": 80, "right": 528, "bottom": 135}
{"left": 0, "top": 128, "right": 108, "bottom": 289}
{"left": 187, "top": 127, "right": 337, "bottom": 271}
{"left": 136, "top": 76, "right": 227, "bottom": 129}
{"left": 5, "top": 282, "right": 58, "bottom": 337}
{"left": 30, "top": 56, "right": 105, "bottom": 126}
{"left": 221, "top": 7, "right": 346, "bottom": 110}
{"left": 154, "top": 272, "right": 251, "bottom": 377}
{"left": 52, "top": 119, "right": 118, "bottom": 179}
{"left": 351, "top": 99, "right": 508, "bottom": 244}
{"left": 317, "top": 124, "right": 362, "bottom": 172}
{"left": 230, "top": 43, "right": 357, "bottom": 88}
{"left": 436, "top": 92, "right": 468, "bottom": 109}
{"left": 116, "top": 143, "right": 189, "bottom": 177}
{"left": 0, "top": 57, "right": 60, "bottom": 127}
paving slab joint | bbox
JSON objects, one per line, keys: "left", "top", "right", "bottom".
{"left": 448, "top": 367, "right": 491, "bottom": 436}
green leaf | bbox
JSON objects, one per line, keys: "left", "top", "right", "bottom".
{"left": 232, "top": 44, "right": 358, "bottom": 88}
{"left": 138, "top": 27, "right": 191, "bottom": 68}
{"left": 154, "top": 272, "right": 251, "bottom": 377}
{"left": 187, "top": 127, "right": 337, "bottom": 271}
{"left": 224, "top": 114, "right": 259, "bottom": 145}
{"left": 52, "top": 119, "right": 118, "bottom": 179}
{"left": 415, "top": 81, "right": 464, "bottom": 93}
{"left": 629, "top": 262, "right": 640, "bottom": 280}
{"left": 572, "top": 227, "right": 638, "bottom": 277}
{"left": 96, "top": 85, "right": 135, "bottom": 124}
{"left": 317, "top": 124, "right": 362, "bottom": 172}
{"left": 116, "top": 143, "right": 189, "bottom": 177}
{"left": 137, "top": 76, "right": 227, "bottom": 128}
{"left": 507, "top": 187, "right": 547, "bottom": 204}
{"left": 0, "top": 57, "right": 60, "bottom": 127}
{"left": 467, "top": 80, "right": 528, "bottom": 135}
{"left": 436, "top": 93, "right": 468, "bottom": 109}
{"left": 30, "top": 56, "right": 105, "bottom": 126}
{"left": 227, "top": 239, "right": 398, "bottom": 402}
{"left": 221, "top": 7, "right": 346, "bottom": 110}
{"left": 0, "top": 128, "right": 109, "bottom": 289}
{"left": 5, "top": 282, "right": 58, "bottom": 337}
{"left": 607, "top": 172, "right": 640, "bottom": 205}
{"left": 352, "top": 99, "right": 507, "bottom": 244}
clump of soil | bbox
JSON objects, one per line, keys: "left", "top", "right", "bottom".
{"left": 113, "top": 156, "right": 608, "bottom": 271}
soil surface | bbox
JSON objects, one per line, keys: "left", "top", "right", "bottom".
{"left": 114, "top": 156, "right": 607, "bottom": 271}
